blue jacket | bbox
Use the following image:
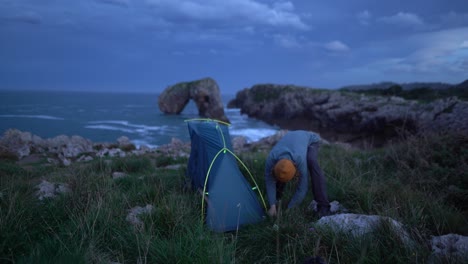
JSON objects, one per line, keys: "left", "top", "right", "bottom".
{"left": 265, "top": 130, "right": 321, "bottom": 208}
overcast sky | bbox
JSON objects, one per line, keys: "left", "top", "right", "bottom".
{"left": 1, "top": 0, "right": 467, "bottom": 94}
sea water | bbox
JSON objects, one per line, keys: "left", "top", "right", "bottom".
{"left": 0, "top": 90, "right": 279, "bottom": 148}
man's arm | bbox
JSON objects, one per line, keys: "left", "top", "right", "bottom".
{"left": 264, "top": 157, "right": 277, "bottom": 210}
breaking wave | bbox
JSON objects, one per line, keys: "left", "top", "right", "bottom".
{"left": 0, "top": 114, "right": 64, "bottom": 120}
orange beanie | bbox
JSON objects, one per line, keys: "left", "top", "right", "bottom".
{"left": 274, "top": 159, "right": 296, "bottom": 183}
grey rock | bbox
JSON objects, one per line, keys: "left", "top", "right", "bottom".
{"left": 117, "top": 136, "right": 136, "bottom": 150}
{"left": 308, "top": 200, "right": 349, "bottom": 214}
{"left": 235, "top": 130, "right": 288, "bottom": 153}
{"left": 58, "top": 154, "right": 71, "bottom": 166}
{"left": 47, "top": 157, "right": 60, "bottom": 165}
{"left": 164, "top": 164, "right": 184, "bottom": 170}
{"left": 108, "top": 148, "right": 125, "bottom": 157}
{"left": 36, "top": 180, "right": 70, "bottom": 200}
{"left": 156, "top": 137, "right": 191, "bottom": 158}
{"left": 228, "top": 85, "right": 468, "bottom": 147}
{"left": 0, "top": 129, "right": 34, "bottom": 159}
{"left": 48, "top": 135, "right": 93, "bottom": 158}
{"left": 231, "top": 136, "right": 248, "bottom": 152}
{"left": 0, "top": 129, "right": 192, "bottom": 162}
{"left": 430, "top": 234, "right": 468, "bottom": 262}
{"left": 36, "top": 180, "right": 56, "bottom": 200}
{"left": 126, "top": 204, "right": 153, "bottom": 228}
{"left": 96, "top": 148, "right": 109, "bottom": 157}
{"left": 117, "top": 136, "right": 131, "bottom": 146}
{"left": 16, "top": 145, "right": 31, "bottom": 159}
{"left": 56, "top": 184, "right": 70, "bottom": 194}
{"left": 158, "top": 77, "right": 229, "bottom": 123}
{"left": 315, "top": 213, "right": 412, "bottom": 246}
{"left": 77, "top": 155, "right": 93, "bottom": 162}
{"left": 131, "top": 149, "right": 147, "bottom": 156}
{"left": 112, "top": 171, "right": 127, "bottom": 180}
{"left": 139, "top": 145, "right": 151, "bottom": 152}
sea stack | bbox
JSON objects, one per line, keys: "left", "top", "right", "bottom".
{"left": 158, "top": 77, "right": 229, "bottom": 123}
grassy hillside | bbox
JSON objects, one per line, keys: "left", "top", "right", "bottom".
{"left": 340, "top": 84, "right": 468, "bottom": 102}
{"left": 1, "top": 132, "right": 467, "bottom": 263}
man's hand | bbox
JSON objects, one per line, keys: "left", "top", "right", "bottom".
{"left": 267, "top": 205, "right": 277, "bottom": 217}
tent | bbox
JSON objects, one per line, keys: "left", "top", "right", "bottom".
{"left": 186, "top": 118, "right": 267, "bottom": 232}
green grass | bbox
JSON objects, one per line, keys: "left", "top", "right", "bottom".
{"left": 340, "top": 85, "right": 468, "bottom": 102}
{"left": 1, "top": 132, "right": 467, "bottom": 263}
{"left": 249, "top": 84, "right": 327, "bottom": 103}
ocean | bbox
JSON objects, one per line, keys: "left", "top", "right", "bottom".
{"left": 0, "top": 90, "right": 279, "bottom": 148}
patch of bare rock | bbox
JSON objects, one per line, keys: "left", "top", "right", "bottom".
{"left": 35, "top": 180, "right": 70, "bottom": 200}
{"left": 126, "top": 204, "right": 153, "bottom": 229}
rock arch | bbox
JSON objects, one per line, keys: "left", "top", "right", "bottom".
{"left": 158, "top": 77, "right": 229, "bottom": 123}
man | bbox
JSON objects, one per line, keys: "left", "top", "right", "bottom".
{"left": 265, "top": 130, "right": 331, "bottom": 218}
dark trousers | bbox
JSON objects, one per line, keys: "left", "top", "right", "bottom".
{"left": 307, "top": 143, "right": 330, "bottom": 209}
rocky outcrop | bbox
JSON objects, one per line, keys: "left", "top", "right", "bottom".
{"left": 0, "top": 129, "right": 94, "bottom": 161}
{"left": 228, "top": 84, "right": 468, "bottom": 147}
{"left": 0, "top": 129, "right": 44, "bottom": 159}
{"left": 0, "top": 129, "right": 191, "bottom": 166}
{"left": 0, "top": 127, "right": 283, "bottom": 167}
{"left": 158, "top": 77, "right": 229, "bottom": 123}
{"left": 456, "top": 79, "right": 468, "bottom": 90}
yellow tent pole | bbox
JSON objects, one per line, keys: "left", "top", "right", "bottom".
{"left": 184, "top": 118, "right": 231, "bottom": 126}
{"left": 225, "top": 148, "right": 268, "bottom": 211}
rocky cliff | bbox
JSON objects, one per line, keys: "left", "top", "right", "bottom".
{"left": 228, "top": 84, "right": 468, "bottom": 147}
{"left": 158, "top": 77, "right": 229, "bottom": 123}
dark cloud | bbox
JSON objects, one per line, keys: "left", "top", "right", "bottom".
{"left": 2, "top": 11, "right": 42, "bottom": 24}
{"left": 440, "top": 11, "right": 468, "bottom": 27}
{"left": 1, "top": 0, "right": 467, "bottom": 92}
{"left": 145, "top": 0, "right": 309, "bottom": 30}
{"left": 379, "top": 12, "right": 424, "bottom": 28}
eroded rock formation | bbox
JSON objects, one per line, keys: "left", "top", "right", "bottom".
{"left": 0, "top": 129, "right": 191, "bottom": 165}
{"left": 158, "top": 77, "right": 229, "bottom": 123}
{"left": 228, "top": 84, "right": 468, "bottom": 147}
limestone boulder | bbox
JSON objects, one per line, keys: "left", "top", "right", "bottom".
{"left": 35, "top": 180, "right": 70, "bottom": 200}
{"left": 430, "top": 234, "right": 468, "bottom": 262}
{"left": 315, "top": 213, "right": 412, "bottom": 246}
{"left": 0, "top": 129, "right": 46, "bottom": 159}
{"left": 158, "top": 77, "right": 229, "bottom": 123}
{"left": 47, "top": 135, "right": 94, "bottom": 158}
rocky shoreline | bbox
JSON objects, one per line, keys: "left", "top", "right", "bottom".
{"left": 154, "top": 77, "right": 468, "bottom": 149}
{"left": 0, "top": 128, "right": 291, "bottom": 167}
{"left": 228, "top": 84, "right": 468, "bottom": 148}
